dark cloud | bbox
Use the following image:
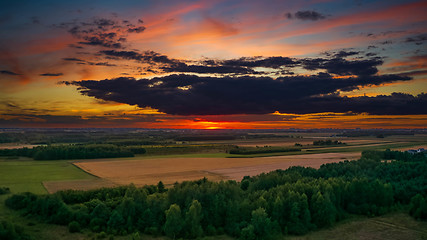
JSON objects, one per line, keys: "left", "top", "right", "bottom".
{"left": 54, "top": 17, "right": 145, "bottom": 49}
{"left": 78, "top": 36, "right": 122, "bottom": 48}
{"left": 301, "top": 57, "right": 383, "bottom": 76}
{"left": 161, "top": 63, "right": 258, "bottom": 74}
{"left": 99, "top": 48, "right": 386, "bottom": 77}
{"left": 286, "top": 11, "right": 326, "bottom": 21}
{"left": 101, "top": 50, "right": 177, "bottom": 64}
{"left": 404, "top": 34, "right": 427, "bottom": 45}
{"left": 62, "top": 57, "right": 84, "bottom": 62}
{"left": 1, "top": 70, "right": 21, "bottom": 75}
{"left": 100, "top": 50, "right": 297, "bottom": 74}
{"left": 68, "top": 44, "right": 84, "bottom": 49}
{"left": 298, "top": 93, "right": 427, "bottom": 115}
{"left": 127, "top": 26, "right": 146, "bottom": 33}
{"left": 394, "top": 70, "right": 427, "bottom": 77}
{"left": 221, "top": 56, "right": 297, "bottom": 69}
{"left": 0, "top": 113, "right": 159, "bottom": 127}
{"left": 87, "top": 62, "right": 116, "bottom": 67}
{"left": 65, "top": 73, "right": 414, "bottom": 115}
{"left": 333, "top": 50, "right": 360, "bottom": 58}
{"left": 40, "top": 73, "right": 63, "bottom": 76}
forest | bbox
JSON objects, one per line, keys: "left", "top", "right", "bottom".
{"left": 312, "top": 140, "right": 345, "bottom": 146}
{"left": 0, "top": 144, "right": 145, "bottom": 160}
{"left": 2, "top": 150, "right": 426, "bottom": 239}
{"left": 228, "top": 146, "right": 301, "bottom": 155}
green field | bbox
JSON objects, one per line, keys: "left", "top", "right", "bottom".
{"left": 0, "top": 157, "right": 96, "bottom": 194}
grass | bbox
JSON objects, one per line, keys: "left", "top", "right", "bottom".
{"left": 286, "top": 212, "right": 427, "bottom": 240}
{"left": 0, "top": 157, "right": 96, "bottom": 194}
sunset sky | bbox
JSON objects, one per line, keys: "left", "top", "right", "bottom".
{"left": 0, "top": 0, "right": 426, "bottom": 129}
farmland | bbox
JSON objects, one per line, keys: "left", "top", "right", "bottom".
{"left": 0, "top": 129, "right": 426, "bottom": 194}
{"left": 71, "top": 152, "right": 360, "bottom": 190}
{"left": 0, "top": 128, "right": 426, "bottom": 240}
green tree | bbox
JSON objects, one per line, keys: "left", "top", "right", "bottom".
{"left": 157, "top": 181, "right": 165, "bottom": 193}
{"left": 311, "top": 192, "right": 336, "bottom": 228}
{"left": 410, "top": 194, "right": 427, "bottom": 220}
{"left": 240, "top": 224, "right": 255, "bottom": 240}
{"left": 185, "top": 200, "right": 203, "bottom": 238}
{"left": 68, "top": 221, "right": 81, "bottom": 233}
{"left": 164, "top": 204, "right": 183, "bottom": 239}
{"left": 250, "top": 207, "right": 276, "bottom": 239}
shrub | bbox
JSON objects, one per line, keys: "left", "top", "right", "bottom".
{"left": 0, "top": 187, "right": 10, "bottom": 195}
{"left": 68, "top": 221, "right": 81, "bottom": 233}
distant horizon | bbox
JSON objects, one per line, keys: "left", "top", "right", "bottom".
{"left": 1, "top": 127, "right": 426, "bottom": 131}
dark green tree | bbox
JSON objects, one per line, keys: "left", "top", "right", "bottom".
{"left": 164, "top": 204, "right": 183, "bottom": 239}
{"left": 185, "top": 199, "right": 203, "bottom": 238}
{"left": 250, "top": 207, "right": 277, "bottom": 239}
{"left": 311, "top": 192, "right": 336, "bottom": 228}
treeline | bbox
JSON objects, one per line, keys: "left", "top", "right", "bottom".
{"left": 0, "top": 143, "right": 233, "bottom": 160}
{"left": 0, "top": 144, "right": 146, "bottom": 160}
{"left": 313, "top": 140, "right": 345, "bottom": 146}
{"left": 0, "top": 130, "right": 172, "bottom": 145}
{"left": 144, "top": 144, "right": 232, "bottom": 155}
{"left": 0, "top": 220, "right": 33, "bottom": 240}
{"left": 229, "top": 146, "right": 301, "bottom": 155}
{"left": 337, "top": 130, "right": 414, "bottom": 137}
{"left": 104, "top": 139, "right": 159, "bottom": 146}
{"left": 174, "top": 135, "right": 237, "bottom": 141}
{"left": 245, "top": 134, "right": 294, "bottom": 139}
{"left": 6, "top": 150, "right": 426, "bottom": 239}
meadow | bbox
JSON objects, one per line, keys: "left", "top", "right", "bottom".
{"left": 0, "top": 158, "right": 96, "bottom": 194}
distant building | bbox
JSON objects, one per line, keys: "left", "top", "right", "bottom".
{"left": 407, "top": 148, "right": 425, "bottom": 154}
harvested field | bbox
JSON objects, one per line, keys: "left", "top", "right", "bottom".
{"left": 43, "top": 179, "right": 117, "bottom": 193}
{"left": 210, "top": 153, "right": 360, "bottom": 180}
{"left": 74, "top": 152, "right": 360, "bottom": 186}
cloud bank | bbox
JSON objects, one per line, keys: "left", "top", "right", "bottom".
{"left": 65, "top": 73, "right": 422, "bottom": 115}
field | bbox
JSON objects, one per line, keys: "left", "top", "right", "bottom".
{"left": 0, "top": 157, "right": 96, "bottom": 194}
{"left": 1, "top": 133, "right": 426, "bottom": 194}
{"left": 72, "top": 152, "right": 360, "bottom": 189}
{"left": 63, "top": 134, "right": 425, "bottom": 191}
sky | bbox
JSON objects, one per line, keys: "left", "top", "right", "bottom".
{"left": 0, "top": 0, "right": 426, "bottom": 129}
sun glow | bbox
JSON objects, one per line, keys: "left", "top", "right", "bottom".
{"left": 194, "top": 121, "right": 222, "bottom": 129}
